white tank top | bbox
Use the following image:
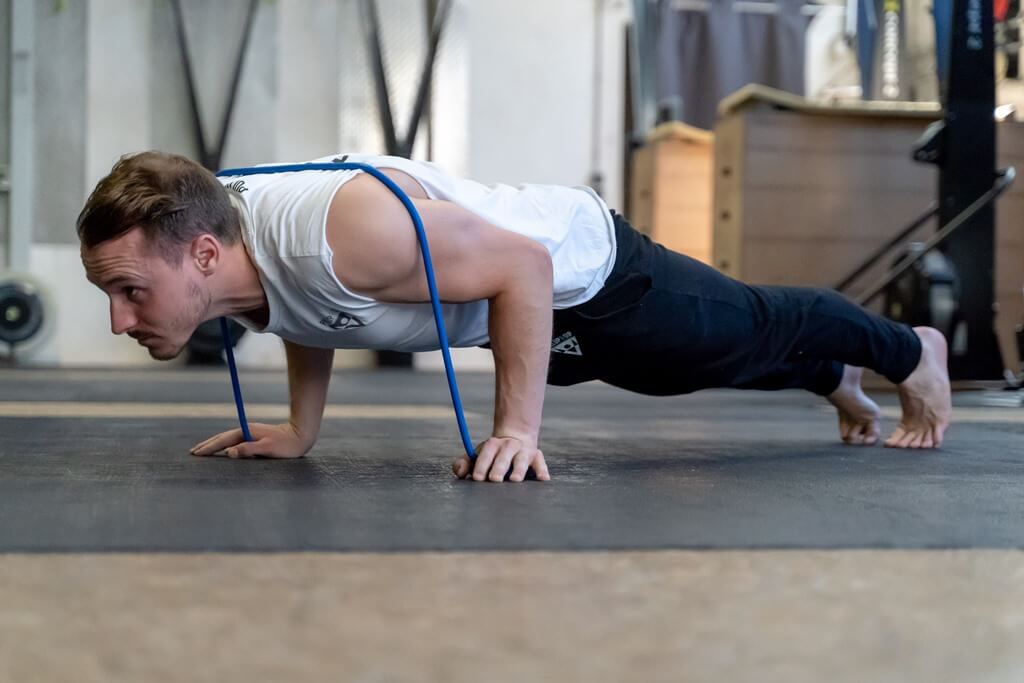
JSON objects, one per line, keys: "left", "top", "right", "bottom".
{"left": 219, "top": 153, "right": 617, "bottom": 352}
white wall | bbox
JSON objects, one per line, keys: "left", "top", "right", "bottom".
{"left": 415, "top": 0, "right": 631, "bottom": 372}
{"left": 12, "top": 0, "right": 630, "bottom": 373}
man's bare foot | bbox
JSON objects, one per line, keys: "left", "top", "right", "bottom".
{"left": 827, "top": 365, "right": 882, "bottom": 445}
{"left": 884, "top": 326, "right": 952, "bottom": 449}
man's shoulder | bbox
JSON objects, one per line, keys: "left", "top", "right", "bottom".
{"left": 329, "top": 173, "right": 414, "bottom": 230}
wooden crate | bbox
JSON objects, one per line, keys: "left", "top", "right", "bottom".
{"left": 713, "top": 85, "right": 941, "bottom": 290}
{"left": 713, "top": 85, "right": 1024, "bottom": 374}
{"left": 630, "top": 122, "right": 714, "bottom": 264}
{"left": 996, "top": 120, "right": 1024, "bottom": 375}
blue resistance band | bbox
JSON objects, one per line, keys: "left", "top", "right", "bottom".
{"left": 215, "top": 162, "right": 476, "bottom": 461}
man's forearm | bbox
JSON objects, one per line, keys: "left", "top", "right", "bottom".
{"left": 284, "top": 340, "right": 335, "bottom": 445}
{"left": 487, "top": 252, "right": 554, "bottom": 444}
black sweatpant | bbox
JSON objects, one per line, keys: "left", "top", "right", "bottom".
{"left": 546, "top": 213, "right": 922, "bottom": 396}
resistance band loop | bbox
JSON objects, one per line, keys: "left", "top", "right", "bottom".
{"left": 215, "top": 162, "right": 476, "bottom": 460}
{"left": 219, "top": 316, "right": 252, "bottom": 442}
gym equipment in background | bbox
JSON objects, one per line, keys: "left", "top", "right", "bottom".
{"left": 0, "top": 272, "right": 52, "bottom": 364}
{"left": 838, "top": 0, "right": 1023, "bottom": 385}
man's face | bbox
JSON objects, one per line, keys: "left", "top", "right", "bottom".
{"left": 82, "top": 228, "right": 212, "bottom": 360}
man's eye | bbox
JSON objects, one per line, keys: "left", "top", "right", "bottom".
{"left": 124, "top": 287, "right": 140, "bottom": 300}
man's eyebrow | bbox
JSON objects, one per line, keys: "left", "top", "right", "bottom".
{"left": 97, "top": 275, "right": 136, "bottom": 289}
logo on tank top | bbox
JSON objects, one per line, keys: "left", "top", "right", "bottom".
{"left": 551, "top": 331, "right": 582, "bottom": 356}
{"left": 321, "top": 310, "right": 366, "bottom": 330}
{"left": 224, "top": 180, "right": 248, "bottom": 194}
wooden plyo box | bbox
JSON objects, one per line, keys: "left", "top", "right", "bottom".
{"left": 712, "top": 85, "right": 942, "bottom": 290}
{"left": 630, "top": 122, "right": 714, "bottom": 264}
{"left": 995, "top": 120, "right": 1024, "bottom": 375}
{"left": 712, "top": 85, "right": 1024, "bottom": 374}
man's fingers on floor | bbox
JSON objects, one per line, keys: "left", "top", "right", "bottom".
{"left": 191, "top": 439, "right": 223, "bottom": 456}
{"left": 507, "top": 453, "right": 533, "bottom": 482}
{"left": 472, "top": 446, "right": 498, "bottom": 482}
{"left": 226, "top": 441, "right": 267, "bottom": 458}
{"left": 190, "top": 438, "right": 214, "bottom": 454}
{"left": 532, "top": 453, "right": 550, "bottom": 481}
{"left": 192, "top": 431, "right": 242, "bottom": 455}
{"left": 452, "top": 457, "right": 471, "bottom": 478}
{"left": 488, "top": 442, "right": 520, "bottom": 482}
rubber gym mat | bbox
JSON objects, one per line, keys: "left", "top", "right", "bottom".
{"left": 1, "top": 369, "right": 1021, "bottom": 552}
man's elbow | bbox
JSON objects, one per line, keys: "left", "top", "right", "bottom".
{"left": 488, "top": 242, "right": 552, "bottom": 307}
{"left": 478, "top": 234, "right": 552, "bottom": 303}
{"left": 525, "top": 241, "right": 553, "bottom": 286}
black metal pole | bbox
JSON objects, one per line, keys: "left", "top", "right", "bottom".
{"left": 360, "top": 0, "right": 400, "bottom": 156}
{"left": 212, "top": 0, "right": 259, "bottom": 171}
{"left": 401, "top": 0, "right": 451, "bottom": 157}
{"left": 939, "top": 0, "right": 1001, "bottom": 378}
{"left": 169, "top": 0, "right": 210, "bottom": 167}
{"left": 169, "top": 0, "right": 258, "bottom": 171}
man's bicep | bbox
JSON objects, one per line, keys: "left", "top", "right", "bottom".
{"left": 328, "top": 177, "right": 549, "bottom": 304}
{"left": 390, "top": 198, "right": 549, "bottom": 303}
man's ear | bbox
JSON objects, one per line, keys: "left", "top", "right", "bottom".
{"left": 190, "top": 234, "right": 221, "bottom": 275}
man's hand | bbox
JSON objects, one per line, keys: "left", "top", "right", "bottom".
{"left": 190, "top": 422, "right": 314, "bottom": 459}
{"left": 451, "top": 436, "right": 551, "bottom": 482}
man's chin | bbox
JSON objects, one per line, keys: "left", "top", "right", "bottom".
{"left": 147, "top": 343, "right": 186, "bottom": 361}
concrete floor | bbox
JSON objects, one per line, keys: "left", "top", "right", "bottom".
{"left": 1, "top": 366, "right": 1023, "bottom": 681}
{"left": 2, "top": 551, "right": 1023, "bottom": 683}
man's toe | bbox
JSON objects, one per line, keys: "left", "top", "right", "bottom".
{"left": 839, "top": 420, "right": 854, "bottom": 442}
{"left": 896, "top": 429, "right": 918, "bottom": 448}
{"left": 884, "top": 425, "right": 907, "bottom": 448}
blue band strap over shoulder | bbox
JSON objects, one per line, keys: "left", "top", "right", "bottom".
{"left": 215, "top": 161, "right": 477, "bottom": 460}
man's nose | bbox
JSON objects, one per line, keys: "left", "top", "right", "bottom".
{"left": 110, "top": 300, "right": 136, "bottom": 336}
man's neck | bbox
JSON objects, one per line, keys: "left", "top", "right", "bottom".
{"left": 209, "top": 242, "right": 269, "bottom": 320}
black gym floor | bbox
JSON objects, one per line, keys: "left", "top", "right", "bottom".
{"left": 2, "top": 366, "right": 1022, "bottom": 553}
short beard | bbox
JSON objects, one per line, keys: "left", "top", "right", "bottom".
{"left": 179, "top": 279, "right": 212, "bottom": 328}
{"left": 155, "top": 279, "right": 212, "bottom": 361}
